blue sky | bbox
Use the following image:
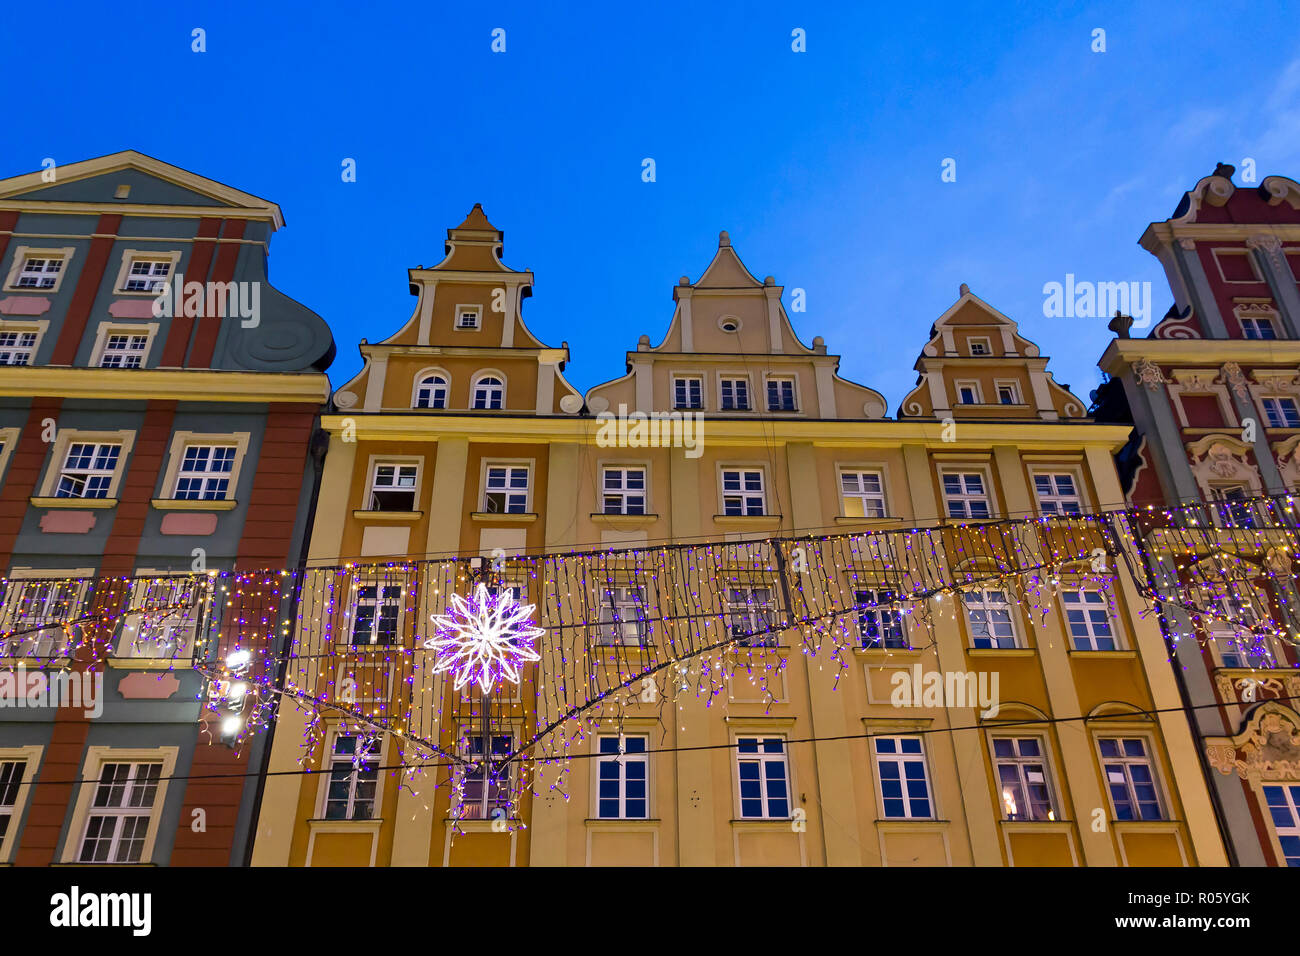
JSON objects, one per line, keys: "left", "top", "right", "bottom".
{"left": 5, "top": 0, "right": 1299, "bottom": 409}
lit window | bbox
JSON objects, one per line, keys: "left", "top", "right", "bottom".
{"left": 993, "top": 737, "right": 1056, "bottom": 821}
{"left": 350, "top": 584, "right": 402, "bottom": 645}
{"left": 0, "top": 330, "right": 37, "bottom": 365}
{"left": 121, "top": 259, "right": 170, "bottom": 293}
{"left": 875, "top": 736, "right": 932, "bottom": 819}
{"left": 0, "top": 579, "right": 85, "bottom": 660}
{"left": 484, "top": 464, "right": 529, "bottom": 513}
{"left": 56, "top": 442, "right": 121, "bottom": 498}
{"left": 726, "top": 586, "right": 778, "bottom": 647}
{"left": 1034, "top": 473, "right": 1083, "bottom": 515}
{"left": 721, "top": 468, "right": 765, "bottom": 516}
{"left": 1263, "top": 397, "right": 1300, "bottom": 428}
{"left": 736, "top": 736, "right": 789, "bottom": 819}
{"left": 1062, "top": 589, "right": 1117, "bottom": 650}
{"left": 460, "top": 733, "right": 513, "bottom": 819}
{"left": 77, "top": 762, "right": 162, "bottom": 863}
{"left": 596, "top": 585, "right": 648, "bottom": 646}
{"left": 766, "top": 377, "right": 796, "bottom": 411}
{"left": 415, "top": 374, "right": 448, "bottom": 409}
{"left": 1210, "top": 484, "right": 1254, "bottom": 527}
{"left": 597, "top": 735, "right": 649, "bottom": 819}
{"left": 368, "top": 462, "right": 417, "bottom": 511}
{"left": 472, "top": 375, "right": 504, "bottom": 410}
{"left": 118, "top": 575, "right": 207, "bottom": 660}
{"left": 841, "top": 470, "right": 886, "bottom": 518}
{"left": 174, "top": 445, "right": 236, "bottom": 500}
{"left": 720, "top": 377, "right": 750, "bottom": 410}
{"left": 15, "top": 257, "right": 62, "bottom": 290}
{"left": 854, "top": 587, "right": 906, "bottom": 648}
{"left": 942, "top": 472, "right": 991, "bottom": 519}
{"left": 1264, "top": 785, "right": 1300, "bottom": 866}
{"left": 324, "top": 734, "right": 381, "bottom": 820}
{"left": 964, "top": 589, "right": 1019, "bottom": 648}
{"left": 1098, "top": 737, "right": 1165, "bottom": 821}
{"left": 602, "top": 466, "right": 646, "bottom": 514}
{"left": 673, "top": 376, "right": 703, "bottom": 410}
{"left": 99, "top": 332, "right": 148, "bottom": 368}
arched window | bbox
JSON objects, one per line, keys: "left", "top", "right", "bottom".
{"left": 415, "top": 373, "right": 448, "bottom": 409}
{"left": 472, "top": 375, "right": 504, "bottom": 410}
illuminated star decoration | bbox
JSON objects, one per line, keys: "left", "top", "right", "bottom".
{"left": 424, "top": 583, "right": 544, "bottom": 693}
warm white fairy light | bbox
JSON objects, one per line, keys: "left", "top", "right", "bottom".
{"left": 425, "top": 582, "right": 544, "bottom": 693}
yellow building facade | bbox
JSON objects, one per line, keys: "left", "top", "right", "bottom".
{"left": 250, "top": 209, "right": 1227, "bottom": 866}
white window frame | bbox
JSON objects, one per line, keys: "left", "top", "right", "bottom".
{"left": 1202, "top": 592, "right": 1275, "bottom": 668}
{"left": 991, "top": 735, "right": 1058, "bottom": 821}
{"left": 366, "top": 458, "right": 421, "bottom": 512}
{"left": 763, "top": 374, "right": 798, "bottom": 412}
{"left": 454, "top": 304, "right": 482, "bottom": 331}
{"left": 838, "top": 467, "right": 888, "bottom": 518}
{"left": 600, "top": 465, "right": 648, "bottom": 515}
{"left": 967, "top": 336, "right": 992, "bottom": 356}
{"left": 724, "top": 585, "right": 779, "bottom": 647}
{"left": 1096, "top": 734, "right": 1167, "bottom": 822}
{"left": 0, "top": 320, "right": 46, "bottom": 366}
{"left": 1262, "top": 396, "right": 1300, "bottom": 429}
{"left": 481, "top": 460, "right": 532, "bottom": 514}
{"left": 717, "top": 374, "right": 752, "bottom": 411}
{"left": 111, "top": 250, "right": 182, "bottom": 296}
{"left": 873, "top": 735, "right": 934, "bottom": 820}
{"left": 347, "top": 579, "right": 405, "bottom": 646}
{"left": 994, "top": 380, "right": 1022, "bottom": 406}
{"left": 719, "top": 466, "right": 768, "bottom": 516}
{"left": 1263, "top": 783, "right": 1300, "bottom": 866}
{"left": 116, "top": 572, "right": 210, "bottom": 662}
{"left": 596, "top": 584, "right": 649, "bottom": 646}
{"left": 158, "top": 431, "right": 250, "bottom": 504}
{"left": 963, "top": 588, "right": 1021, "bottom": 649}
{"left": 471, "top": 372, "right": 506, "bottom": 410}
{"left": 594, "top": 733, "right": 650, "bottom": 819}
{"left": 954, "top": 380, "right": 983, "bottom": 405}
{"left": 1241, "top": 315, "right": 1279, "bottom": 340}
{"left": 90, "top": 322, "right": 158, "bottom": 369}
{"left": 38, "top": 429, "right": 135, "bottom": 501}
{"left": 0, "top": 568, "right": 92, "bottom": 662}
{"left": 457, "top": 729, "right": 516, "bottom": 820}
{"left": 61, "top": 746, "right": 178, "bottom": 864}
{"left": 1061, "top": 587, "right": 1122, "bottom": 651}
{"left": 940, "top": 467, "right": 994, "bottom": 520}
{"left": 671, "top": 374, "right": 704, "bottom": 411}
{"left": 734, "top": 734, "right": 792, "bottom": 820}
{"left": 412, "top": 368, "right": 450, "bottom": 409}
{"left": 4, "top": 246, "right": 75, "bottom": 293}
{"left": 1030, "top": 468, "right": 1086, "bottom": 516}
{"left": 853, "top": 586, "right": 907, "bottom": 648}
{"left": 0, "top": 746, "right": 41, "bottom": 863}
{"left": 318, "top": 728, "right": 385, "bottom": 820}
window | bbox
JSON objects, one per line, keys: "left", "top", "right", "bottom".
{"left": 942, "top": 472, "right": 991, "bottom": 519}
{"left": 174, "top": 445, "right": 236, "bottom": 500}
{"left": 1263, "top": 397, "right": 1300, "bottom": 428}
{"left": 840, "top": 470, "right": 887, "bottom": 518}
{"left": 1242, "top": 316, "right": 1278, "bottom": 340}
{"left": 874, "top": 737, "right": 932, "bottom": 819}
{"left": 455, "top": 306, "right": 481, "bottom": 330}
{"left": 414, "top": 374, "right": 448, "bottom": 409}
{"left": 0, "top": 578, "right": 86, "bottom": 660}
{"left": 323, "top": 734, "right": 381, "bottom": 820}
{"left": 54, "top": 442, "right": 121, "bottom": 499}
{"left": 673, "top": 376, "right": 703, "bottom": 410}
{"left": 1062, "top": 589, "right": 1118, "bottom": 651}
{"left": 968, "top": 337, "right": 991, "bottom": 355}
{"left": 964, "top": 589, "right": 1019, "bottom": 649}
{"left": 121, "top": 258, "right": 170, "bottom": 293}
{"left": 725, "top": 586, "right": 778, "bottom": 647}
{"left": 1033, "top": 473, "right": 1083, "bottom": 515}
{"left": 1205, "top": 595, "right": 1271, "bottom": 668}
{"left": 368, "top": 462, "right": 418, "bottom": 511}
{"left": 1210, "top": 484, "right": 1254, "bottom": 527}
{"left": 1264, "top": 784, "right": 1300, "bottom": 866}
{"left": 597, "top": 735, "right": 648, "bottom": 819}
{"left": 118, "top": 575, "right": 207, "bottom": 660}
{"left": 736, "top": 736, "right": 790, "bottom": 819}
{"left": 350, "top": 584, "right": 402, "bottom": 645}
{"left": 77, "top": 762, "right": 162, "bottom": 863}
{"left": 720, "top": 468, "right": 766, "bottom": 516}
{"left": 483, "top": 464, "right": 529, "bottom": 513}
{"left": 1098, "top": 737, "right": 1165, "bottom": 821}
{"left": 720, "top": 377, "right": 751, "bottom": 411}
{"left": 0, "top": 329, "right": 37, "bottom": 365}
{"left": 596, "top": 585, "right": 648, "bottom": 646}
{"left": 0, "top": 760, "right": 24, "bottom": 842}
{"left": 98, "top": 331, "right": 149, "bottom": 368}
{"left": 995, "top": 382, "right": 1020, "bottom": 405}
{"left": 854, "top": 587, "right": 906, "bottom": 648}
{"left": 766, "top": 377, "right": 796, "bottom": 411}
{"left": 15, "top": 256, "right": 62, "bottom": 290}
{"left": 461, "top": 733, "right": 513, "bottom": 819}
{"left": 602, "top": 466, "right": 646, "bottom": 515}
{"left": 471, "top": 375, "right": 504, "bottom": 410}
{"left": 956, "top": 382, "right": 981, "bottom": 405}
{"left": 993, "top": 737, "right": 1056, "bottom": 821}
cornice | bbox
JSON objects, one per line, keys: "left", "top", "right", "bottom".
{"left": 0, "top": 367, "right": 331, "bottom": 403}
{"left": 1099, "top": 338, "right": 1300, "bottom": 374}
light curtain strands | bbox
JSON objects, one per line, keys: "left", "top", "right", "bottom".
{"left": 3, "top": 495, "right": 1300, "bottom": 816}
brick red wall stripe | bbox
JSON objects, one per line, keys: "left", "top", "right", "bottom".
{"left": 50, "top": 214, "right": 121, "bottom": 366}
{"left": 233, "top": 404, "right": 316, "bottom": 571}
{"left": 187, "top": 219, "right": 246, "bottom": 369}
{"left": 97, "top": 401, "right": 176, "bottom": 576}
{"left": 0, "top": 398, "right": 63, "bottom": 567}
{"left": 0, "top": 210, "right": 19, "bottom": 265}
{"left": 160, "top": 217, "right": 222, "bottom": 367}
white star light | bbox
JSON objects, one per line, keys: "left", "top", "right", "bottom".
{"left": 424, "top": 583, "right": 544, "bottom": 693}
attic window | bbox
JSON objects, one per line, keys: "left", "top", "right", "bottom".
{"left": 455, "top": 306, "right": 481, "bottom": 330}
{"left": 114, "top": 185, "right": 131, "bottom": 199}
{"left": 968, "top": 337, "right": 991, "bottom": 356}
{"left": 718, "top": 316, "right": 741, "bottom": 333}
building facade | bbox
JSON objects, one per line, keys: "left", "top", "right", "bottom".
{"left": 1096, "top": 163, "right": 1300, "bottom": 866}
{"left": 250, "top": 212, "right": 1225, "bottom": 866}
{"left": 0, "top": 152, "right": 333, "bottom": 865}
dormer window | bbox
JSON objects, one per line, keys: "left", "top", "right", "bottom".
{"left": 415, "top": 373, "right": 448, "bottom": 409}
{"left": 472, "top": 374, "right": 504, "bottom": 410}
{"left": 968, "top": 337, "right": 991, "bottom": 356}
{"left": 455, "top": 306, "right": 481, "bottom": 330}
